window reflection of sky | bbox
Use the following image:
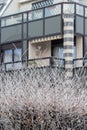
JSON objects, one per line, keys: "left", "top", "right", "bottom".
{"left": 4, "top": 50, "right": 12, "bottom": 63}
{"left": 14, "top": 49, "right": 22, "bottom": 62}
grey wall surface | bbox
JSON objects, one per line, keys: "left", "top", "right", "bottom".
{"left": 28, "top": 20, "right": 43, "bottom": 38}
{"left": 76, "top": 16, "right": 84, "bottom": 34}
{"left": 45, "top": 16, "right": 61, "bottom": 35}
{"left": 1, "top": 24, "right": 22, "bottom": 44}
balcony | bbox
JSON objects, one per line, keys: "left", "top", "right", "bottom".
{"left": 0, "top": 3, "right": 62, "bottom": 44}
{"left": 0, "top": 57, "right": 87, "bottom": 72}
{"left": 0, "top": 2, "right": 87, "bottom": 44}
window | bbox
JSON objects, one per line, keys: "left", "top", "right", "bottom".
{"left": 4, "top": 50, "right": 12, "bottom": 63}
{"left": 3, "top": 48, "right": 22, "bottom": 70}
{"left": 51, "top": 39, "right": 64, "bottom": 67}
{"left": 1, "top": 42, "right": 22, "bottom": 70}
{"left": 73, "top": 44, "right": 76, "bottom": 59}
{"left": 53, "top": 46, "right": 63, "bottom": 59}
{"left": 14, "top": 49, "right": 22, "bottom": 62}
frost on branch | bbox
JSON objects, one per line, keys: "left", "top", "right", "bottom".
{"left": 0, "top": 67, "right": 87, "bottom": 130}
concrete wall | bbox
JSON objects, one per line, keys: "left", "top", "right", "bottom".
{"left": 29, "top": 41, "right": 51, "bottom": 66}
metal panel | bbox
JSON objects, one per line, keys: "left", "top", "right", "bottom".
{"left": 1, "top": 24, "right": 22, "bottom": 44}
{"left": 45, "top": 16, "right": 61, "bottom": 35}
{"left": 75, "top": 16, "right": 84, "bottom": 34}
{"left": 84, "top": 37, "right": 87, "bottom": 56}
{"left": 23, "top": 23, "right": 27, "bottom": 39}
{"left": 85, "top": 18, "right": 87, "bottom": 35}
{"left": 28, "top": 20, "right": 43, "bottom": 38}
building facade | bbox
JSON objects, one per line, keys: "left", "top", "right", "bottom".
{"left": 0, "top": 0, "right": 87, "bottom": 75}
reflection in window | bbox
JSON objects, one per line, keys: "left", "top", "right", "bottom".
{"left": 4, "top": 50, "right": 12, "bottom": 63}
{"left": 52, "top": 45, "right": 63, "bottom": 67}
{"left": 53, "top": 46, "right": 63, "bottom": 59}
{"left": 63, "top": 4, "right": 74, "bottom": 14}
{"left": 29, "top": 9, "right": 43, "bottom": 21}
{"left": 32, "top": 9, "right": 43, "bottom": 20}
{"left": 14, "top": 49, "right": 22, "bottom": 62}
{"left": 73, "top": 45, "right": 76, "bottom": 59}
{"left": 45, "top": 4, "right": 61, "bottom": 17}
{"left": 85, "top": 8, "right": 87, "bottom": 17}
{"left": 76, "top": 5, "right": 84, "bottom": 16}
{"left": 3, "top": 48, "right": 22, "bottom": 70}
{"left": 1, "top": 14, "right": 22, "bottom": 27}
{"left": 4, "top": 50, "right": 13, "bottom": 70}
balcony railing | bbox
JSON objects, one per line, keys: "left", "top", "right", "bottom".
{"left": 1, "top": 2, "right": 87, "bottom": 27}
{"left": 0, "top": 57, "right": 87, "bottom": 71}
{"left": 1, "top": 3, "right": 62, "bottom": 27}
{"left": 73, "top": 58, "right": 87, "bottom": 68}
{"left": 0, "top": 2, "right": 87, "bottom": 44}
{"left": 0, "top": 57, "right": 65, "bottom": 71}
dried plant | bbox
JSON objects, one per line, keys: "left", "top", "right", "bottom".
{"left": 0, "top": 67, "right": 87, "bottom": 130}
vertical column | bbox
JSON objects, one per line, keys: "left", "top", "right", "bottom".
{"left": 22, "top": 12, "right": 28, "bottom": 67}
{"left": 63, "top": 14, "right": 74, "bottom": 77}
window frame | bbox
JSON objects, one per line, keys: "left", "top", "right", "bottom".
{"left": 1, "top": 42, "right": 22, "bottom": 64}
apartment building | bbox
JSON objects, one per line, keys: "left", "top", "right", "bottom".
{"left": 0, "top": 0, "right": 87, "bottom": 75}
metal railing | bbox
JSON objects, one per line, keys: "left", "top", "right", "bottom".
{"left": 1, "top": 3, "right": 62, "bottom": 27}
{"left": 73, "top": 58, "right": 87, "bottom": 68}
{"left": 1, "top": 2, "right": 87, "bottom": 26}
{"left": 0, "top": 57, "right": 65, "bottom": 71}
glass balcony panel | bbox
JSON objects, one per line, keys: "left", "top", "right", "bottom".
{"left": 76, "top": 5, "right": 84, "bottom": 16}
{"left": 13, "top": 62, "right": 23, "bottom": 70}
{"left": 74, "top": 59, "right": 83, "bottom": 68}
{"left": 28, "top": 9, "right": 43, "bottom": 21}
{"left": 63, "top": 4, "right": 74, "bottom": 14}
{"left": 1, "top": 14, "right": 22, "bottom": 27}
{"left": 45, "top": 4, "right": 61, "bottom": 17}
{"left": 85, "top": 7, "right": 87, "bottom": 17}
{"left": 23, "top": 13, "right": 27, "bottom": 22}
{"left": 5, "top": 64, "right": 13, "bottom": 71}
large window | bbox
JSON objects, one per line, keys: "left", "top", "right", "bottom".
{"left": 3, "top": 48, "right": 22, "bottom": 63}
{"left": 53, "top": 46, "right": 63, "bottom": 59}
{"left": 1, "top": 42, "right": 22, "bottom": 70}
{"left": 52, "top": 39, "right": 63, "bottom": 58}
{"left": 3, "top": 48, "right": 22, "bottom": 70}
{"left": 4, "top": 50, "right": 12, "bottom": 63}
{"left": 52, "top": 39, "right": 63, "bottom": 67}
{"left": 14, "top": 49, "right": 22, "bottom": 62}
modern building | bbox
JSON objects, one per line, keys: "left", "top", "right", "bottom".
{"left": 0, "top": 0, "right": 87, "bottom": 75}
